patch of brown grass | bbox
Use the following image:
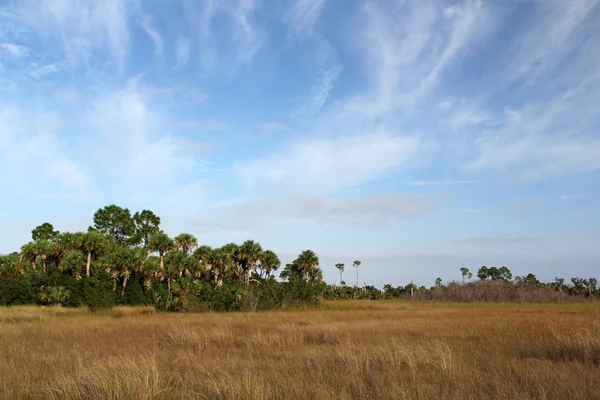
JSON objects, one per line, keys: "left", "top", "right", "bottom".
{"left": 1, "top": 303, "right": 600, "bottom": 399}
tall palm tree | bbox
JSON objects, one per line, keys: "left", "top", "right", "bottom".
{"left": 308, "top": 266, "right": 324, "bottom": 283}
{"left": 460, "top": 267, "right": 470, "bottom": 285}
{"left": 164, "top": 251, "right": 186, "bottom": 294}
{"left": 110, "top": 247, "right": 146, "bottom": 296}
{"left": 59, "top": 249, "right": 86, "bottom": 280}
{"left": 141, "top": 256, "right": 162, "bottom": 290}
{"left": 209, "top": 247, "right": 232, "bottom": 287}
{"left": 296, "top": 250, "right": 319, "bottom": 281}
{"left": 79, "top": 230, "right": 109, "bottom": 277}
{"left": 335, "top": 263, "right": 345, "bottom": 284}
{"left": 353, "top": 260, "right": 361, "bottom": 287}
{"left": 237, "top": 240, "right": 263, "bottom": 287}
{"left": 20, "top": 242, "right": 41, "bottom": 271}
{"left": 173, "top": 233, "right": 198, "bottom": 255}
{"left": 193, "top": 245, "right": 213, "bottom": 271}
{"left": 148, "top": 232, "right": 173, "bottom": 270}
{"left": 260, "top": 250, "right": 281, "bottom": 279}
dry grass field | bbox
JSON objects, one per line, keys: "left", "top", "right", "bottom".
{"left": 1, "top": 301, "right": 599, "bottom": 400}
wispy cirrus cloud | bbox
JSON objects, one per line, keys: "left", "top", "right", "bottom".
{"left": 235, "top": 132, "right": 419, "bottom": 195}
{"left": 175, "top": 35, "right": 191, "bottom": 68}
{"left": 139, "top": 15, "right": 163, "bottom": 56}
{"left": 5, "top": 0, "right": 139, "bottom": 72}
{"left": 408, "top": 180, "right": 479, "bottom": 186}
{"left": 342, "top": 0, "right": 489, "bottom": 117}
{"left": 283, "top": 0, "right": 327, "bottom": 39}
{"left": 0, "top": 42, "right": 27, "bottom": 58}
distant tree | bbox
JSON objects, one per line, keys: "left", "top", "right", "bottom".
{"left": 498, "top": 266, "right": 512, "bottom": 281}
{"left": 587, "top": 278, "right": 597, "bottom": 296}
{"left": 236, "top": 240, "right": 263, "bottom": 287}
{"left": 132, "top": 210, "right": 161, "bottom": 249}
{"left": 353, "top": 260, "right": 362, "bottom": 287}
{"left": 59, "top": 249, "right": 86, "bottom": 279}
{"left": 554, "top": 277, "right": 565, "bottom": 292}
{"left": 297, "top": 250, "right": 320, "bottom": 281}
{"left": 193, "top": 245, "right": 213, "bottom": 271}
{"left": 31, "top": 222, "right": 59, "bottom": 241}
{"left": 260, "top": 250, "right": 281, "bottom": 279}
{"left": 174, "top": 233, "right": 198, "bottom": 255}
{"left": 460, "top": 267, "right": 470, "bottom": 284}
{"left": 79, "top": 230, "right": 109, "bottom": 277}
{"left": 477, "top": 266, "right": 489, "bottom": 280}
{"left": 335, "top": 263, "right": 345, "bottom": 285}
{"left": 148, "top": 232, "right": 173, "bottom": 270}
{"left": 92, "top": 205, "right": 135, "bottom": 245}
{"left": 468, "top": 272, "right": 473, "bottom": 280}
{"left": 516, "top": 273, "right": 539, "bottom": 285}
{"left": 435, "top": 277, "right": 443, "bottom": 288}
{"left": 164, "top": 251, "right": 186, "bottom": 294}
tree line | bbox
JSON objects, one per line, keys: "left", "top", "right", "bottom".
{"left": 0, "top": 204, "right": 597, "bottom": 309}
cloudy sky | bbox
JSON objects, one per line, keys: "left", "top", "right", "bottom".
{"left": 1, "top": 0, "right": 599, "bottom": 286}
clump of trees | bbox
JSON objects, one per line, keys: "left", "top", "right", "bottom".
{"left": 0, "top": 205, "right": 326, "bottom": 311}
{"left": 1, "top": 207, "right": 598, "bottom": 311}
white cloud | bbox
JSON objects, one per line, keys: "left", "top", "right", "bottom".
{"left": 139, "top": 15, "right": 163, "bottom": 56}
{"left": 183, "top": 0, "right": 266, "bottom": 65}
{"left": 0, "top": 43, "right": 27, "bottom": 58}
{"left": 558, "top": 194, "right": 583, "bottom": 201}
{"left": 255, "top": 122, "right": 289, "bottom": 131}
{"left": 215, "top": 193, "right": 440, "bottom": 228}
{"left": 54, "top": 88, "right": 78, "bottom": 103}
{"left": 235, "top": 132, "right": 420, "bottom": 195}
{"left": 0, "top": 108, "right": 87, "bottom": 198}
{"left": 8, "top": 0, "right": 139, "bottom": 71}
{"left": 175, "top": 35, "right": 191, "bottom": 68}
{"left": 29, "top": 63, "right": 61, "bottom": 79}
{"left": 409, "top": 180, "right": 479, "bottom": 186}
{"left": 283, "top": 0, "right": 326, "bottom": 39}
{"left": 342, "top": 0, "right": 489, "bottom": 117}
{"left": 507, "top": 0, "right": 600, "bottom": 83}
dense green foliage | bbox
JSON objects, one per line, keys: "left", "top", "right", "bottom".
{"left": 0, "top": 206, "right": 598, "bottom": 310}
{"left": 0, "top": 205, "right": 328, "bottom": 311}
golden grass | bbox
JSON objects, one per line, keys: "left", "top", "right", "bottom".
{"left": 1, "top": 302, "right": 599, "bottom": 399}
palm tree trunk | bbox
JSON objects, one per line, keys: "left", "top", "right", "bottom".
{"left": 86, "top": 252, "right": 92, "bottom": 277}
{"left": 167, "top": 279, "right": 171, "bottom": 294}
{"left": 159, "top": 253, "right": 164, "bottom": 270}
{"left": 462, "top": 275, "right": 465, "bottom": 285}
{"left": 31, "top": 261, "right": 36, "bottom": 271}
{"left": 121, "top": 276, "right": 128, "bottom": 296}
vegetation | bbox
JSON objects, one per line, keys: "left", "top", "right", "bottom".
{"left": 1, "top": 302, "right": 599, "bottom": 399}
{"left": 0, "top": 204, "right": 598, "bottom": 312}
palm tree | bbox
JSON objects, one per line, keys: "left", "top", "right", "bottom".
{"left": 193, "top": 245, "right": 213, "bottom": 271}
{"left": 353, "top": 260, "right": 361, "bottom": 287}
{"left": 110, "top": 247, "right": 146, "bottom": 296}
{"left": 296, "top": 250, "right": 319, "bottom": 281}
{"left": 142, "top": 256, "right": 162, "bottom": 290}
{"left": 335, "top": 263, "right": 345, "bottom": 284}
{"left": 173, "top": 233, "right": 198, "bottom": 255}
{"left": 79, "top": 230, "right": 108, "bottom": 277}
{"left": 164, "top": 251, "right": 186, "bottom": 294}
{"left": 148, "top": 232, "right": 173, "bottom": 270}
{"left": 236, "top": 240, "right": 263, "bottom": 287}
{"left": 209, "top": 247, "right": 231, "bottom": 287}
{"left": 59, "top": 249, "right": 86, "bottom": 280}
{"left": 260, "top": 250, "right": 281, "bottom": 279}
{"left": 308, "top": 266, "right": 324, "bottom": 283}
{"left": 20, "top": 242, "right": 41, "bottom": 271}
{"left": 460, "top": 267, "right": 470, "bottom": 285}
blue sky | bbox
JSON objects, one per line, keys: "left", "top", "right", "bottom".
{"left": 1, "top": 0, "right": 600, "bottom": 286}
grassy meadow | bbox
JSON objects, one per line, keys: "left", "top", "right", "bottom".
{"left": 1, "top": 301, "right": 599, "bottom": 399}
